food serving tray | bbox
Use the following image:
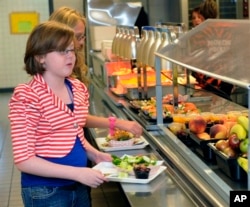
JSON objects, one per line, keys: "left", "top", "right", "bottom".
{"left": 94, "top": 137, "right": 149, "bottom": 152}
{"left": 92, "top": 162, "right": 166, "bottom": 184}
{"left": 128, "top": 99, "right": 151, "bottom": 113}
{"left": 167, "top": 126, "right": 194, "bottom": 147}
{"left": 110, "top": 88, "right": 126, "bottom": 97}
{"left": 208, "top": 143, "right": 247, "bottom": 181}
{"left": 189, "top": 132, "right": 226, "bottom": 162}
{"left": 139, "top": 111, "right": 173, "bottom": 124}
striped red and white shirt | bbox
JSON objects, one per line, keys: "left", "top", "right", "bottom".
{"left": 9, "top": 74, "right": 89, "bottom": 164}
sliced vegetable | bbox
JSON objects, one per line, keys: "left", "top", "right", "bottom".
{"left": 111, "top": 154, "right": 121, "bottom": 165}
{"left": 111, "top": 154, "right": 158, "bottom": 174}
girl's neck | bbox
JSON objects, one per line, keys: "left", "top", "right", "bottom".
{"left": 43, "top": 75, "right": 72, "bottom": 104}
{"left": 43, "top": 74, "right": 66, "bottom": 91}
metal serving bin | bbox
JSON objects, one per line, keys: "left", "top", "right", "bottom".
{"left": 126, "top": 85, "right": 187, "bottom": 100}
{"left": 104, "top": 61, "right": 131, "bottom": 86}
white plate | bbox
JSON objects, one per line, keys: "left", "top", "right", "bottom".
{"left": 92, "top": 162, "right": 166, "bottom": 184}
{"left": 94, "top": 136, "right": 149, "bottom": 152}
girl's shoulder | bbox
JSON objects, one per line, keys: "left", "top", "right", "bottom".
{"left": 11, "top": 82, "right": 40, "bottom": 103}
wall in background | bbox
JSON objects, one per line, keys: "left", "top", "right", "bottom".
{"left": 53, "top": 0, "right": 83, "bottom": 14}
{"left": 0, "top": 0, "right": 83, "bottom": 89}
{"left": 0, "top": 0, "right": 50, "bottom": 89}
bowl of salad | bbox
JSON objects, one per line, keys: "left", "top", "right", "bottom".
{"left": 111, "top": 154, "right": 163, "bottom": 178}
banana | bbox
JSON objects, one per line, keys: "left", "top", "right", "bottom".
{"left": 237, "top": 115, "right": 249, "bottom": 132}
{"left": 237, "top": 157, "right": 248, "bottom": 173}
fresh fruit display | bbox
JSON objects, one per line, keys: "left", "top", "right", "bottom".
{"left": 228, "top": 133, "right": 240, "bottom": 150}
{"left": 209, "top": 124, "right": 228, "bottom": 139}
{"left": 227, "top": 111, "right": 242, "bottom": 122}
{"left": 223, "top": 121, "right": 236, "bottom": 134}
{"left": 223, "top": 147, "right": 237, "bottom": 158}
{"left": 213, "top": 115, "right": 249, "bottom": 159}
{"left": 229, "top": 123, "right": 247, "bottom": 140}
{"left": 188, "top": 115, "right": 207, "bottom": 134}
{"left": 237, "top": 115, "right": 249, "bottom": 131}
{"left": 224, "top": 116, "right": 249, "bottom": 153}
{"left": 237, "top": 157, "right": 248, "bottom": 173}
{"left": 215, "top": 139, "right": 229, "bottom": 151}
{"left": 196, "top": 132, "right": 210, "bottom": 140}
{"left": 239, "top": 139, "right": 249, "bottom": 154}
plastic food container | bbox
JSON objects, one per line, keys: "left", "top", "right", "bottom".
{"left": 208, "top": 143, "right": 247, "bottom": 181}
{"left": 133, "top": 166, "right": 151, "bottom": 179}
{"left": 189, "top": 131, "right": 227, "bottom": 162}
{"left": 109, "top": 139, "right": 134, "bottom": 147}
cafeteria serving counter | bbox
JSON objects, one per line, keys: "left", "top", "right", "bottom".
{"left": 86, "top": 77, "right": 230, "bottom": 207}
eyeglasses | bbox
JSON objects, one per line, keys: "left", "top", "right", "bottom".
{"left": 56, "top": 49, "right": 76, "bottom": 56}
{"left": 75, "top": 34, "right": 86, "bottom": 41}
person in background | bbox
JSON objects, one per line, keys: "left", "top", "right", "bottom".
{"left": 49, "top": 6, "right": 88, "bottom": 85}
{"left": 199, "top": 0, "right": 218, "bottom": 20}
{"left": 191, "top": 0, "right": 217, "bottom": 27}
{"left": 191, "top": 7, "right": 204, "bottom": 27}
{"left": 8, "top": 21, "right": 142, "bottom": 207}
{"left": 191, "top": 0, "right": 234, "bottom": 100}
{"left": 49, "top": 7, "right": 102, "bottom": 205}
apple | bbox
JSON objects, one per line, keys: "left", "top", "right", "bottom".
{"left": 228, "top": 133, "right": 240, "bottom": 150}
{"left": 196, "top": 132, "right": 210, "bottom": 140}
{"left": 209, "top": 124, "right": 228, "bottom": 138}
{"left": 239, "top": 138, "right": 249, "bottom": 154}
{"left": 223, "top": 147, "right": 236, "bottom": 158}
{"left": 188, "top": 116, "right": 207, "bottom": 134}
{"left": 215, "top": 139, "right": 229, "bottom": 151}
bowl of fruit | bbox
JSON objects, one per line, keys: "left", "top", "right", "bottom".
{"left": 133, "top": 164, "right": 151, "bottom": 179}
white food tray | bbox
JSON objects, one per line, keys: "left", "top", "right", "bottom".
{"left": 93, "top": 162, "right": 166, "bottom": 184}
{"left": 94, "top": 136, "right": 149, "bottom": 152}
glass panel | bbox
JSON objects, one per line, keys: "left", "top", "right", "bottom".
{"left": 157, "top": 19, "right": 250, "bottom": 88}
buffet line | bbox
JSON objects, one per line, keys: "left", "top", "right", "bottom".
{"left": 89, "top": 75, "right": 230, "bottom": 207}
{"left": 89, "top": 21, "right": 250, "bottom": 206}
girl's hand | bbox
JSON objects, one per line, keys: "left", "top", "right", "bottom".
{"left": 77, "top": 168, "right": 108, "bottom": 188}
{"left": 94, "top": 151, "right": 112, "bottom": 164}
{"left": 116, "top": 120, "right": 143, "bottom": 137}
